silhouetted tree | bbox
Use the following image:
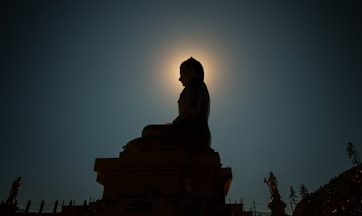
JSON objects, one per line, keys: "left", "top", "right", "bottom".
{"left": 346, "top": 142, "right": 360, "bottom": 166}
{"left": 299, "top": 184, "right": 309, "bottom": 199}
{"left": 289, "top": 186, "right": 298, "bottom": 213}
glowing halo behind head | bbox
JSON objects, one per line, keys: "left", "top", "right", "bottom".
{"left": 151, "top": 41, "right": 226, "bottom": 102}
{"left": 142, "top": 34, "right": 243, "bottom": 123}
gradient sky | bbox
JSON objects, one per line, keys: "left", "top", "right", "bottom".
{"left": 1, "top": 1, "right": 361, "bottom": 213}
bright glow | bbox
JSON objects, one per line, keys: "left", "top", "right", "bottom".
{"left": 152, "top": 39, "right": 227, "bottom": 100}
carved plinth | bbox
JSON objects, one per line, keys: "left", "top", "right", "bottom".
{"left": 93, "top": 148, "right": 232, "bottom": 215}
{"left": 0, "top": 203, "right": 18, "bottom": 215}
{"left": 268, "top": 197, "right": 287, "bottom": 216}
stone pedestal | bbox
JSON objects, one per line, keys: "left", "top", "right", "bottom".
{"left": 268, "top": 197, "right": 287, "bottom": 216}
{"left": 92, "top": 148, "right": 232, "bottom": 216}
{"left": 0, "top": 203, "right": 18, "bottom": 215}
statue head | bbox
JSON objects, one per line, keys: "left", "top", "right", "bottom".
{"left": 179, "top": 57, "right": 204, "bottom": 85}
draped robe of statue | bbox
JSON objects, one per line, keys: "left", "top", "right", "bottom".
{"left": 125, "top": 77, "right": 211, "bottom": 152}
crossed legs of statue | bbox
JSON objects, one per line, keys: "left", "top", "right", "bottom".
{"left": 125, "top": 123, "right": 211, "bottom": 152}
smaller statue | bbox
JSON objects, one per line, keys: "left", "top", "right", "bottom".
{"left": 6, "top": 176, "right": 21, "bottom": 205}
{"left": 264, "top": 171, "right": 280, "bottom": 199}
{"left": 264, "top": 171, "right": 287, "bottom": 216}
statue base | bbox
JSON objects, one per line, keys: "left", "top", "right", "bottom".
{"left": 268, "top": 197, "right": 287, "bottom": 216}
{"left": 0, "top": 202, "right": 18, "bottom": 215}
{"left": 85, "top": 147, "right": 232, "bottom": 215}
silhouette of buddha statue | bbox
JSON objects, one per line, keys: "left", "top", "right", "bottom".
{"left": 125, "top": 57, "right": 211, "bottom": 152}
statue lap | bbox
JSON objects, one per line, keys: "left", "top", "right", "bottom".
{"left": 125, "top": 123, "right": 211, "bottom": 152}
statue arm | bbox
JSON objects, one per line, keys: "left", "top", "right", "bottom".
{"left": 172, "top": 84, "right": 199, "bottom": 124}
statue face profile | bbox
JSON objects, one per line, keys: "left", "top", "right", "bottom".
{"left": 179, "top": 64, "right": 196, "bottom": 86}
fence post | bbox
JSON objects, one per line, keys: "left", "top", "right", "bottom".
{"left": 53, "top": 200, "right": 59, "bottom": 213}
{"left": 39, "top": 200, "right": 44, "bottom": 213}
{"left": 25, "top": 200, "right": 31, "bottom": 213}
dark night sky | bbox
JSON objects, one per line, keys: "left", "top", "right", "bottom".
{"left": 1, "top": 1, "right": 361, "bottom": 213}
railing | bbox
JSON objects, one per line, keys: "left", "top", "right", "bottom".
{"left": 1, "top": 199, "right": 95, "bottom": 214}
